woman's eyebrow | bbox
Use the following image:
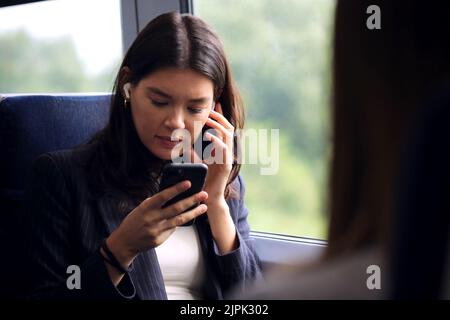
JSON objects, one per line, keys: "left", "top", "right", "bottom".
{"left": 188, "top": 97, "right": 210, "bottom": 104}
{"left": 146, "top": 87, "right": 211, "bottom": 104}
{"left": 146, "top": 87, "right": 172, "bottom": 99}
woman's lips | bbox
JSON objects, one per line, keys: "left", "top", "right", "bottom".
{"left": 155, "top": 135, "right": 182, "bottom": 149}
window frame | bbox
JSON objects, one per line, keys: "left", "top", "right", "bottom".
{"left": 120, "top": 0, "right": 193, "bottom": 53}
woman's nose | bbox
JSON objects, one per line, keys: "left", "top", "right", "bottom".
{"left": 163, "top": 108, "right": 185, "bottom": 129}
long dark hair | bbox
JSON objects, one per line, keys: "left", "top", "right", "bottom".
{"left": 87, "top": 12, "right": 244, "bottom": 204}
{"left": 327, "top": 1, "right": 450, "bottom": 258}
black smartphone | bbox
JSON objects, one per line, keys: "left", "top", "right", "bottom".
{"left": 193, "top": 102, "right": 217, "bottom": 159}
{"left": 193, "top": 126, "right": 215, "bottom": 160}
{"left": 159, "top": 163, "right": 208, "bottom": 226}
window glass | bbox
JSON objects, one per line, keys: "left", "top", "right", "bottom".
{"left": 196, "top": 0, "right": 335, "bottom": 239}
{"left": 0, "top": 0, "right": 122, "bottom": 93}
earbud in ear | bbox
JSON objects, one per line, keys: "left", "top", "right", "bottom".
{"left": 123, "top": 83, "right": 131, "bottom": 99}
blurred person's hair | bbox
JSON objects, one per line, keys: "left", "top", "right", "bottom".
{"left": 327, "top": 0, "right": 450, "bottom": 258}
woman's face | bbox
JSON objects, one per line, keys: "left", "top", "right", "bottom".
{"left": 128, "top": 67, "right": 215, "bottom": 160}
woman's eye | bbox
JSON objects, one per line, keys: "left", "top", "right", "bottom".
{"left": 188, "top": 107, "right": 203, "bottom": 114}
{"left": 151, "top": 100, "right": 168, "bottom": 107}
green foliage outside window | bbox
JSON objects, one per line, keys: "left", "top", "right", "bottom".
{"left": 197, "top": 0, "right": 335, "bottom": 239}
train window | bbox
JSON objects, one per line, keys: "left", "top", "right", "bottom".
{"left": 0, "top": 0, "right": 122, "bottom": 93}
{"left": 196, "top": 0, "right": 335, "bottom": 239}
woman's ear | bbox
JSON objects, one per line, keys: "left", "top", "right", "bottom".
{"left": 118, "top": 66, "right": 132, "bottom": 96}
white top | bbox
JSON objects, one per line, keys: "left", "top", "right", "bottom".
{"left": 155, "top": 225, "right": 206, "bottom": 300}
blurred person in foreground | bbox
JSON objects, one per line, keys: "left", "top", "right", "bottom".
{"left": 234, "top": 0, "right": 450, "bottom": 299}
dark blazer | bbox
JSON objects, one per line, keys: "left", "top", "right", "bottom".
{"left": 24, "top": 144, "right": 262, "bottom": 300}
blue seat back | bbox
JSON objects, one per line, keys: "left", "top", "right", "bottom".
{"left": 0, "top": 94, "right": 111, "bottom": 298}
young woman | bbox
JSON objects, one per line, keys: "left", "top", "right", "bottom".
{"left": 25, "top": 12, "right": 261, "bottom": 300}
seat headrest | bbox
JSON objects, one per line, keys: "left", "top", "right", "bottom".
{"left": 0, "top": 94, "right": 111, "bottom": 194}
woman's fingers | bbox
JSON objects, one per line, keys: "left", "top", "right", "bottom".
{"left": 161, "top": 190, "right": 208, "bottom": 219}
{"left": 209, "top": 108, "right": 233, "bottom": 130}
{"left": 202, "top": 103, "right": 234, "bottom": 158}
{"left": 204, "top": 118, "right": 234, "bottom": 151}
{"left": 205, "top": 116, "right": 234, "bottom": 136}
{"left": 142, "top": 180, "right": 191, "bottom": 209}
{"left": 163, "top": 203, "right": 208, "bottom": 230}
{"left": 205, "top": 132, "right": 228, "bottom": 151}
{"left": 205, "top": 103, "right": 233, "bottom": 137}
{"left": 204, "top": 132, "right": 232, "bottom": 164}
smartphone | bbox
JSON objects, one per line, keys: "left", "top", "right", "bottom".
{"left": 193, "top": 126, "right": 215, "bottom": 160}
{"left": 159, "top": 163, "right": 208, "bottom": 226}
{"left": 193, "top": 102, "right": 217, "bottom": 159}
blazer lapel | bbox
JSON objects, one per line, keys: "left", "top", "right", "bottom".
{"left": 96, "top": 195, "right": 167, "bottom": 300}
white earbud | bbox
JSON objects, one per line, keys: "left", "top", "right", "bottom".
{"left": 123, "top": 83, "right": 131, "bottom": 99}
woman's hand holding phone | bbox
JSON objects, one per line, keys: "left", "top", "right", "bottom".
{"left": 189, "top": 102, "right": 234, "bottom": 202}
{"left": 105, "top": 180, "right": 208, "bottom": 271}
{"left": 187, "top": 102, "right": 239, "bottom": 254}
